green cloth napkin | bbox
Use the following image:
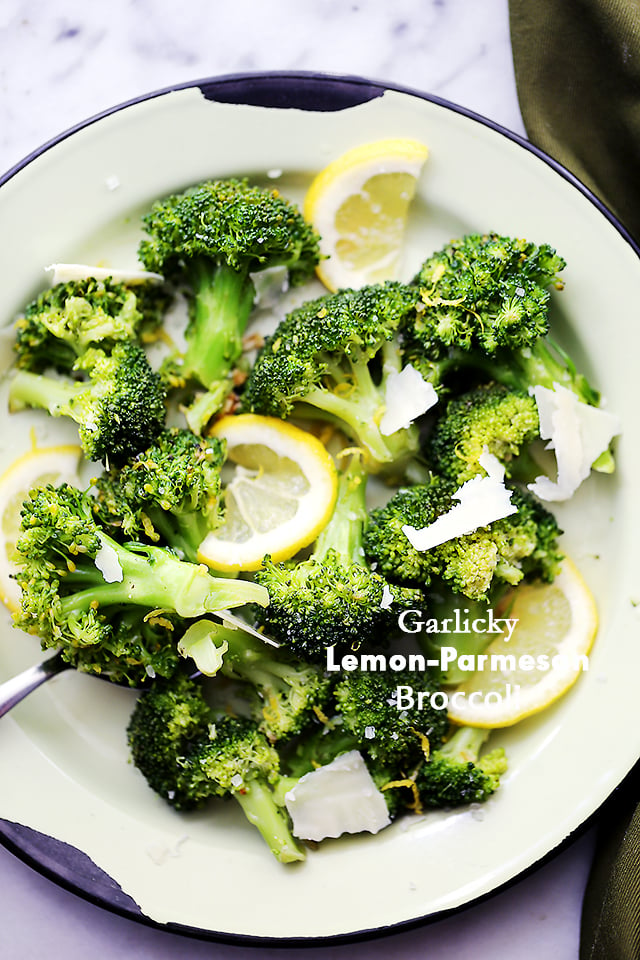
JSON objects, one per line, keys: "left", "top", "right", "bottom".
{"left": 509, "top": 0, "right": 640, "bottom": 242}
{"left": 579, "top": 764, "right": 640, "bottom": 959}
{"left": 509, "top": 4, "right": 640, "bottom": 955}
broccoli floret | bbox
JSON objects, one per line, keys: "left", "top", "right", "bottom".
{"left": 8, "top": 342, "right": 167, "bottom": 465}
{"left": 137, "top": 178, "right": 321, "bottom": 424}
{"left": 178, "top": 619, "right": 332, "bottom": 743}
{"left": 415, "top": 725, "right": 508, "bottom": 807}
{"left": 55, "top": 606, "right": 185, "bottom": 686}
{"left": 12, "top": 276, "right": 170, "bottom": 373}
{"left": 410, "top": 232, "right": 566, "bottom": 355}
{"left": 333, "top": 668, "right": 449, "bottom": 765}
{"left": 92, "top": 427, "right": 226, "bottom": 561}
{"left": 364, "top": 476, "right": 563, "bottom": 601}
{"left": 425, "top": 382, "right": 540, "bottom": 485}
{"left": 404, "top": 233, "right": 601, "bottom": 414}
{"left": 127, "top": 673, "right": 304, "bottom": 862}
{"left": 254, "top": 452, "right": 423, "bottom": 662}
{"left": 13, "top": 483, "right": 269, "bottom": 665}
{"left": 242, "top": 283, "right": 425, "bottom": 469}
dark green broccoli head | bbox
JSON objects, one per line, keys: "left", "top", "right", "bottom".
{"left": 364, "top": 478, "right": 563, "bottom": 601}
{"left": 408, "top": 232, "right": 565, "bottom": 355}
{"left": 92, "top": 427, "right": 226, "bottom": 556}
{"left": 242, "top": 281, "right": 416, "bottom": 421}
{"left": 425, "top": 382, "right": 540, "bottom": 484}
{"left": 185, "top": 714, "right": 281, "bottom": 804}
{"left": 69, "top": 341, "right": 167, "bottom": 464}
{"left": 126, "top": 672, "right": 214, "bottom": 809}
{"left": 48, "top": 606, "right": 183, "bottom": 686}
{"left": 415, "top": 726, "right": 508, "bottom": 807}
{"left": 13, "top": 277, "right": 169, "bottom": 373}
{"left": 253, "top": 551, "right": 423, "bottom": 663}
{"left": 127, "top": 673, "right": 305, "bottom": 862}
{"left": 128, "top": 675, "right": 280, "bottom": 810}
{"left": 363, "top": 477, "right": 455, "bottom": 586}
{"left": 138, "top": 177, "right": 320, "bottom": 284}
{"left": 334, "top": 669, "right": 449, "bottom": 765}
{"left": 436, "top": 485, "right": 563, "bottom": 598}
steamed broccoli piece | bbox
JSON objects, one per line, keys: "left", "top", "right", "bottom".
{"left": 13, "top": 276, "right": 169, "bottom": 373}
{"left": 13, "top": 483, "right": 269, "bottom": 663}
{"left": 137, "top": 178, "right": 321, "bottom": 418}
{"left": 278, "top": 720, "right": 410, "bottom": 820}
{"left": 8, "top": 342, "right": 167, "bottom": 465}
{"left": 242, "top": 283, "right": 425, "bottom": 469}
{"left": 178, "top": 620, "right": 332, "bottom": 743}
{"left": 425, "top": 382, "right": 541, "bottom": 485}
{"left": 415, "top": 725, "right": 508, "bottom": 807}
{"left": 52, "top": 605, "right": 185, "bottom": 686}
{"left": 254, "top": 452, "right": 423, "bottom": 662}
{"left": 363, "top": 476, "right": 563, "bottom": 601}
{"left": 92, "top": 427, "right": 226, "bottom": 561}
{"left": 127, "top": 673, "right": 304, "bottom": 862}
{"left": 410, "top": 232, "right": 566, "bottom": 354}
{"left": 334, "top": 668, "right": 449, "bottom": 765}
{"left": 404, "top": 232, "right": 601, "bottom": 412}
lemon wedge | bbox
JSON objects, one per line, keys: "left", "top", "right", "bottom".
{"left": 446, "top": 557, "right": 598, "bottom": 728}
{"left": 0, "top": 444, "right": 83, "bottom": 611}
{"left": 197, "top": 415, "right": 338, "bottom": 573}
{"left": 304, "top": 138, "right": 429, "bottom": 291}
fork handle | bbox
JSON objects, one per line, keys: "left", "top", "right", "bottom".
{"left": 0, "top": 653, "right": 70, "bottom": 718}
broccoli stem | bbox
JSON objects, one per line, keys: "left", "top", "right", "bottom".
{"left": 146, "top": 508, "right": 210, "bottom": 564}
{"left": 8, "top": 368, "right": 89, "bottom": 417}
{"left": 300, "top": 356, "right": 396, "bottom": 462}
{"left": 470, "top": 337, "right": 600, "bottom": 407}
{"left": 233, "top": 778, "right": 305, "bottom": 863}
{"left": 314, "top": 453, "right": 367, "bottom": 564}
{"left": 59, "top": 539, "right": 268, "bottom": 619}
{"left": 181, "top": 258, "right": 256, "bottom": 389}
{"left": 440, "top": 725, "right": 489, "bottom": 762}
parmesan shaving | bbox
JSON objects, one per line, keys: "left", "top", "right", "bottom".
{"left": 94, "top": 534, "right": 123, "bottom": 583}
{"left": 284, "top": 750, "right": 390, "bottom": 841}
{"left": 379, "top": 364, "right": 438, "bottom": 435}
{"left": 46, "top": 263, "right": 164, "bottom": 285}
{"left": 527, "top": 383, "right": 622, "bottom": 501}
{"left": 403, "top": 450, "right": 517, "bottom": 551}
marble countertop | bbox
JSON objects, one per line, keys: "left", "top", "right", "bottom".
{"left": 0, "top": 1, "right": 601, "bottom": 957}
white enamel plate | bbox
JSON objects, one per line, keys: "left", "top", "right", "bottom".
{"left": 0, "top": 73, "right": 638, "bottom": 944}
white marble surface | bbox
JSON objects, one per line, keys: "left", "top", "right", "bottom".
{"left": 0, "top": 2, "right": 597, "bottom": 958}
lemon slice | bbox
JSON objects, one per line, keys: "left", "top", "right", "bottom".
{"left": 197, "top": 415, "right": 338, "bottom": 573}
{"left": 304, "top": 138, "right": 429, "bottom": 291}
{"left": 446, "top": 557, "right": 598, "bottom": 728}
{"left": 0, "top": 444, "right": 83, "bottom": 611}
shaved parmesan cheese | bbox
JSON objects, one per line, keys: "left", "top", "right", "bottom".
{"left": 528, "top": 383, "right": 622, "bottom": 501}
{"left": 403, "top": 450, "right": 517, "bottom": 551}
{"left": 380, "top": 583, "right": 394, "bottom": 610}
{"left": 46, "top": 263, "right": 164, "bottom": 285}
{"left": 379, "top": 364, "right": 438, "bottom": 435}
{"left": 284, "top": 750, "right": 390, "bottom": 841}
{"left": 95, "top": 535, "right": 123, "bottom": 583}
